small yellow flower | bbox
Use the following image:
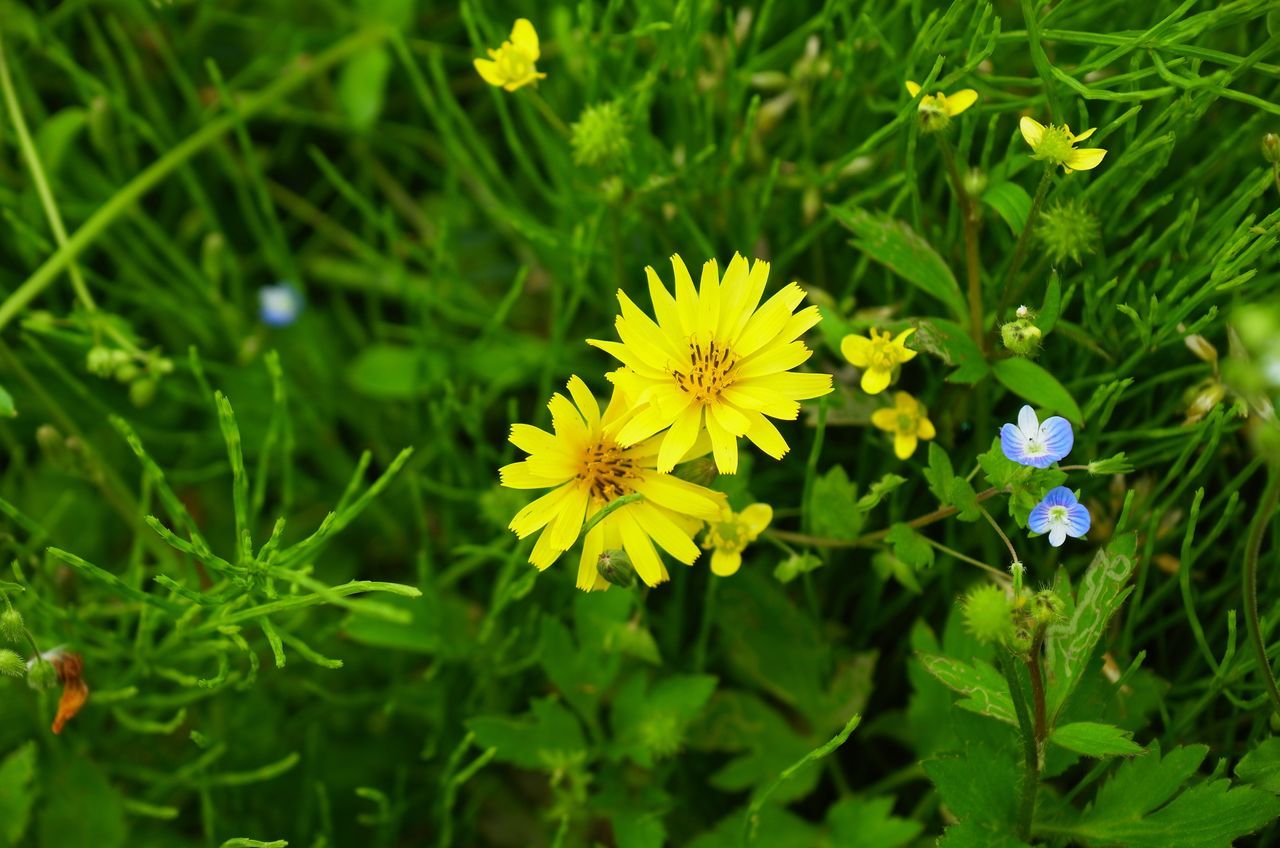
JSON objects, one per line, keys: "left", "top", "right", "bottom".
{"left": 840, "top": 327, "right": 918, "bottom": 394}
{"left": 703, "top": 503, "right": 772, "bottom": 576}
{"left": 1019, "top": 117, "right": 1106, "bottom": 172}
{"left": 474, "top": 19, "right": 547, "bottom": 92}
{"left": 871, "top": 392, "right": 936, "bottom": 460}
{"left": 905, "top": 80, "right": 978, "bottom": 122}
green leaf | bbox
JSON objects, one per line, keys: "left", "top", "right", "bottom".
{"left": 872, "top": 552, "right": 922, "bottom": 594}
{"left": 1061, "top": 744, "right": 1280, "bottom": 847}
{"left": 1235, "top": 738, "right": 1280, "bottom": 794}
{"left": 613, "top": 810, "right": 666, "bottom": 848}
{"left": 808, "top": 465, "right": 863, "bottom": 541}
{"left": 338, "top": 46, "right": 392, "bottom": 131}
{"left": 923, "top": 749, "right": 1020, "bottom": 827}
{"left": 698, "top": 692, "right": 823, "bottom": 802}
{"left": 832, "top": 208, "right": 967, "bottom": 320}
{"left": 992, "top": 358, "right": 1083, "bottom": 425}
{"left": 923, "top": 443, "right": 955, "bottom": 505}
{"left": 342, "top": 593, "right": 471, "bottom": 658}
{"left": 612, "top": 674, "right": 717, "bottom": 767}
{"left": 1044, "top": 533, "right": 1138, "bottom": 720}
{"left": 916, "top": 653, "right": 1015, "bottom": 725}
{"left": 981, "top": 181, "right": 1033, "bottom": 235}
{"left": 0, "top": 743, "right": 36, "bottom": 848}
{"left": 826, "top": 795, "right": 923, "bottom": 848}
{"left": 773, "top": 552, "right": 823, "bottom": 584}
{"left": 939, "top": 820, "right": 1031, "bottom": 847}
{"left": 37, "top": 755, "right": 127, "bottom": 848}
{"left": 856, "top": 473, "right": 906, "bottom": 512}
{"left": 346, "top": 343, "right": 445, "bottom": 399}
{"left": 948, "top": 477, "right": 983, "bottom": 521}
{"left": 1039, "top": 271, "right": 1063, "bottom": 333}
{"left": 913, "top": 318, "right": 990, "bottom": 384}
{"left": 0, "top": 384, "right": 13, "bottom": 418}
{"left": 467, "top": 698, "right": 587, "bottom": 770}
{"left": 1049, "top": 722, "right": 1143, "bottom": 758}
{"left": 885, "top": 523, "right": 934, "bottom": 569}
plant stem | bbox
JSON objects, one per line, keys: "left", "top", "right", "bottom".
{"left": 999, "top": 651, "right": 1039, "bottom": 843}
{"left": 765, "top": 486, "right": 1001, "bottom": 549}
{"left": 979, "top": 504, "right": 1021, "bottom": 566}
{"left": 1243, "top": 462, "right": 1280, "bottom": 718}
{"left": 1028, "top": 631, "right": 1048, "bottom": 744}
{"left": 936, "top": 134, "right": 985, "bottom": 353}
{"left": 997, "top": 165, "right": 1053, "bottom": 318}
{"left": 0, "top": 25, "right": 392, "bottom": 333}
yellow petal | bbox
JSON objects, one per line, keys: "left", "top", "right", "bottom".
{"left": 576, "top": 522, "right": 606, "bottom": 591}
{"left": 740, "top": 503, "right": 773, "bottom": 538}
{"left": 529, "top": 525, "right": 565, "bottom": 569}
{"left": 616, "top": 402, "right": 679, "bottom": 446}
{"left": 892, "top": 327, "right": 918, "bottom": 361}
{"left": 734, "top": 283, "right": 807, "bottom": 358}
{"left": 710, "top": 399, "right": 751, "bottom": 437}
{"left": 736, "top": 340, "right": 812, "bottom": 380}
{"left": 944, "top": 89, "right": 978, "bottom": 116}
{"left": 743, "top": 411, "right": 789, "bottom": 460}
{"left": 656, "top": 405, "right": 703, "bottom": 473}
{"left": 499, "top": 461, "right": 565, "bottom": 489}
{"left": 509, "top": 484, "right": 573, "bottom": 538}
{"left": 840, "top": 334, "right": 872, "bottom": 367}
{"left": 1070, "top": 126, "right": 1096, "bottom": 142}
{"left": 1065, "top": 148, "right": 1106, "bottom": 171}
{"left": 726, "top": 259, "right": 772, "bottom": 343}
{"left": 870, "top": 407, "right": 898, "bottom": 432}
{"left": 893, "top": 432, "right": 918, "bottom": 460}
{"left": 905, "top": 80, "right": 921, "bottom": 98}
{"left": 861, "top": 366, "right": 892, "bottom": 394}
{"left": 645, "top": 266, "right": 687, "bottom": 355}
{"left": 510, "top": 18, "right": 540, "bottom": 61}
{"left": 917, "top": 416, "right": 937, "bottom": 440}
{"left": 740, "top": 371, "right": 831, "bottom": 402}
{"left": 705, "top": 409, "right": 739, "bottom": 473}
{"left": 1019, "top": 116, "right": 1045, "bottom": 149}
{"left": 670, "top": 254, "right": 699, "bottom": 337}
{"left": 473, "top": 58, "right": 506, "bottom": 88}
{"left": 565, "top": 376, "right": 600, "bottom": 432}
{"left": 633, "top": 503, "right": 701, "bottom": 564}
{"left": 546, "top": 485, "right": 588, "bottom": 551}
{"left": 633, "top": 473, "right": 722, "bottom": 519}
{"left": 508, "top": 423, "right": 558, "bottom": 456}
{"left": 615, "top": 508, "right": 667, "bottom": 586}
{"left": 711, "top": 548, "right": 742, "bottom": 576}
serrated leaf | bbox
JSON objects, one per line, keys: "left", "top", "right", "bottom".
{"left": 832, "top": 208, "right": 967, "bottom": 320}
{"left": 774, "top": 552, "right": 823, "bottom": 584}
{"left": 826, "top": 795, "right": 923, "bottom": 848}
{"left": 917, "top": 653, "right": 1015, "bottom": 725}
{"left": 1049, "top": 722, "right": 1143, "bottom": 758}
{"left": 948, "top": 476, "right": 982, "bottom": 521}
{"left": 938, "top": 820, "right": 1032, "bottom": 848}
{"left": 808, "top": 465, "right": 862, "bottom": 541}
{"left": 1235, "top": 738, "right": 1280, "bottom": 794}
{"left": 924, "top": 443, "right": 956, "bottom": 505}
{"left": 992, "top": 358, "right": 1083, "bottom": 425}
{"left": 612, "top": 674, "right": 717, "bottom": 767}
{"left": 885, "top": 523, "right": 934, "bottom": 569}
{"left": 613, "top": 810, "right": 666, "bottom": 848}
{"left": 1045, "top": 534, "right": 1138, "bottom": 721}
{"left": 467, "top": 698, "right": 586, "bottom": 770}
{"left": 913, "top": 318, "right": 990, "bottom": 384}
{"left": 856, "top": 473, "right": 906, "bottom": 512}
{"left": 981, "top": 181, "right": 1033, "bottom": 235}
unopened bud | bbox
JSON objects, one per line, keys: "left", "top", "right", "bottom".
{"left": 86, "top": 346, "right": 114, "bottom": 376}
{"left": 963, "top": 167, "right": 987, "bottom": 198}
{"left": 1001, "top": 319, "right": 1043, "bottom": 357}
{"left": 1263, "top": 133, "right": 1280, "bottom": 164}
{"left": 129, "top": 378, "right": 157, "bottom": 407}
{"left": 961, "top": 584, "right": 1016, "bottom": 646}
{"left": 1183, "top": 333, "right": 1218, "bottom": 367}
{"left": 1, "top": 608, "right": 23, "bottom": 643}
{"left": 0, "top": 649, "right": 26, "bottom": 678}
{"left": 674, "top": 457, "right": 718, "bottom": 487}
{"left": 26, "top": 658, "right": 57, "bottom": 691}
{"left": 596, "top": 549, "right": 636, "bottom": 588}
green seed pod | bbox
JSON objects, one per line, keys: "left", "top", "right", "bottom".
{"left": 570, "top": 101, "right": 631, "bottom": 169}
{"left": 1034, "top": 198, "right": 1100, "bottom": 265}
{"left": 1001, "top": 319, "right": 1043, "bottom": 358}
{"left": 0, "top": 607, "right": 23, "bottom": 643}
{"left": 597, "top": 549, "right": 637, "bottom": 589}
{"left": 0, "top": 649, "right": 26, "bottom": 678}
{"left": 962, "top": 584, "right": 1017, "bottom": 646}
{"left": 27, "top": 658, "right": 58, "bottom": 691}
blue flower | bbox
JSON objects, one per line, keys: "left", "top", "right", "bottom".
{"left": 259, "top": 283, "right": 303, "bottom": 327}
{"left": 1000, "top": 405, "right": 1073, "bottom": 468}
{"left": 1029, "top": 487, "right": 1091, "bottom": 547}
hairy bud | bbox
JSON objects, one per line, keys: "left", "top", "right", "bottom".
{"left": 597, "top": 549, "right": 637, "bottom": 589}
{"left": 1, "top": 607, "right": 23, "bottom": 643}
{"left": 0, "top": 649, "right": 26, "bottom": 678}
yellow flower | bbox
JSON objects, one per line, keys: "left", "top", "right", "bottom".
{"left": 588, "top": 253, "right": 832, "bottom": 475}
{"left": 500, "top": 376, "right": 724, "bottom": 590}
{"left": 474, "top": 19, "right": 547, "bottom": 92}
{"left": 840, "top": 327, "right": 917, "bottom": 394}
{"left": 871, "top": 391, "right": 936, "bottom": 460}
{"left": 703, "top": 503, "right": 772, "bottom": 576}
{"left": 1019, "top": 117, "right": 1107, "bottom": 172}
{"left": 905, "top": 80, "right": 978, "bottom": 124}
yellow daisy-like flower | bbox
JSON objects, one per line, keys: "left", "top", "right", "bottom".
{"left": 840, "top": 327, "right": 918, "bottom": 394}
{"left": 588, "top": 253, "right": 833, "bottom": 475}
{"left": 473, "top": 19, "right": 547, "bottom": 92}
{"left": 1019, "top": 117, "right": 1107, "bottom": 173}
{"left": 500, "top": 376, "right": 724, "bottom": 591}
{"left": 905, "top": 80, "right": 978, "bottom": 124}
{"left": 703, "top": 503, "right": 772, "bottom": 577}
{"left": 871, "top": 391, "right": 936, "bottom": 460}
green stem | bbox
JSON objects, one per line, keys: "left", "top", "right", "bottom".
{"left": 936, "top": 134, "right": 985, "bottom": 353}
{"left": 997, "top": 166, "right": 1053, "bottom": 318}
{"left": 979, "top": 504, "right": 1021, "bottom": 566}
{"left": 1243, "top": 462, "right": 1280, "bottom": 717}
{"left": 999, "top": 651, "right": 1039, "bottom": 843}
{"left": 765, "top": 486, "right": 1001, "bottom": 549}
{"left": 693, "top": 574, "right": 718, "bottom": 673}
{"left": 0, "top": 25, "right": 391, "bottom": 333}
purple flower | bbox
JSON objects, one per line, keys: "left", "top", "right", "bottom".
{"left": 259, "top": 283, "right": 303, "bottom": 327}
{"left": 1029, "top": 487, "right": 1091, "bottom": 547}
{"left": 1000, "top": 405, "right": 1073, "bottom": 468}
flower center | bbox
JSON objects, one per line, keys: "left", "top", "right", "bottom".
{"left": 896, "top": 413, "right": 916, "bottom": 433}
{"left": 709, "top": 520, "right": 746, "bottom": 553}
{"left": 869, "top": 337, "right": 898, "bottom": 370}
{"left": 1024, "top": 440, "right": 1046, "bottom": 456}
{"left": 578, "top": 440, "right": 637, "bottom": 502}
{"left": 495, "top": 44, "right": 534, "bottom": 81}
{"left": 1032, "top": 125, "right": 1075, "bottom": 164}
{"left": 672, "top": 339, "right": 737, "bottom": 404}
{"left": 1048, "top": 505, "right": 1069, "bottom": 524}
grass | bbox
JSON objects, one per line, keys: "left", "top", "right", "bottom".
{"left": 0, "top": 0, "right": 1278, "bottom": 846}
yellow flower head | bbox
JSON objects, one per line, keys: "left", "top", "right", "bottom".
{"left": 703, "top": 503, "right": 772, "bottom": 577}
{"left": 588, "top": 253, "right": 833, "bottom": 475}
{"left": 500, "top": 377, "right": 724, "bottom": 591}
{"left": 1019, "top": 117, "right": 1106, "bottom": 173}
{"left": 905, "top": 80, "right": 977, "bottom": 131}
{"left": 840, "top": 327, "right": 917, "bottom": 394}
{"left": 871, "top": 391, "right": 936, "bottom": 460}
{"left": 474, "top": 19, "right": 546, "bottom": 92}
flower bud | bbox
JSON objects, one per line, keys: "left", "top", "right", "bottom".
{"left": 674, "top": 457, "right": 718, "bottom": 487}
{"left": 1, "top": 608, "right": 23, "bottom": 643}
{"left": 597, "top": 549, "right": 637, "bottom": 589}
{"left": 86, "top": 346, "right": 114, "bottom": 376}
{"left": 963, "top": 167, "right": 987, "bottom": 198}
{"left": 1263, "top": 133, "right": 1280, "bottom": 164}
{"left": 0, "top": 649, "right": 26, "bottom": 678}
{"left": 1001, "top": 318, "right": 1043, "bottom": 357}
{"left": 962, "top": 584, "right": 1016, "bottom": 646}
{"left": 26, "top": 658, "right": 57, "bottom": 691}
{"left": 129, "top": 378, "right": 158, "bottom": 407}
{"left": 1031, "top": 590, "right": 1065, "bottom": 626}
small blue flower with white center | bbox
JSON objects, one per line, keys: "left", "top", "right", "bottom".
{"left": 258, "top": 282, "right": 303, "bottom": 327}
{"left": 1000, "top": 405, "right": 1073, "bottom": 468}
{"left": 1029, "top": 486, "right": 1091, "bottom": 547}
